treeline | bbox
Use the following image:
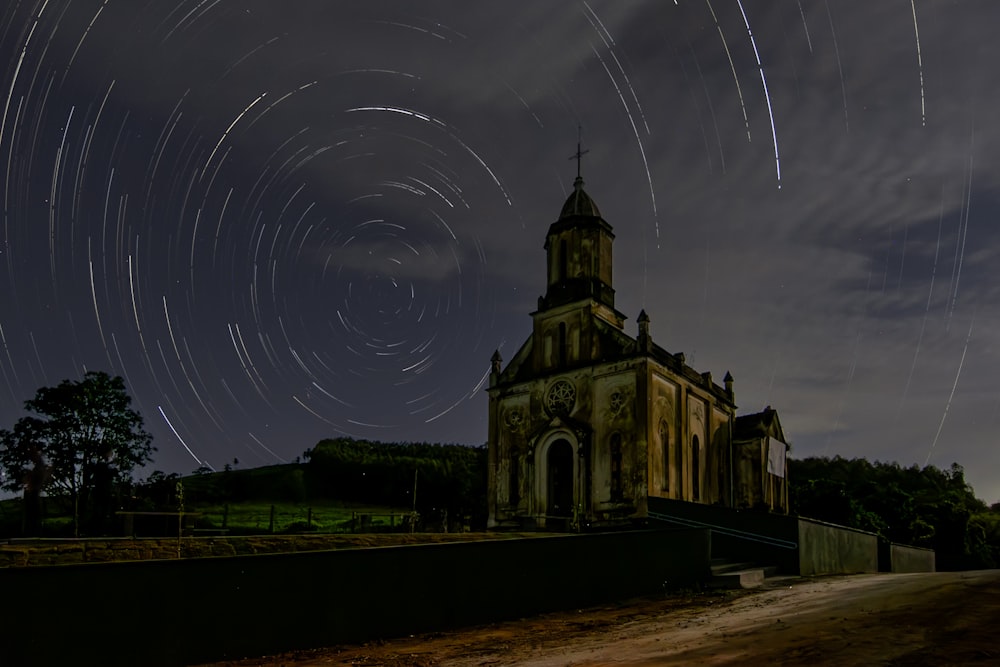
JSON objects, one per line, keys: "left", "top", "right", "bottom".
{"left": 134, "top": 437, "right": 488, "bottom": 528}
{"left": 789, "top": 456, "right": 1000, "bottom": 570}
{"left": 304, "top": 438, "right": 487, "bottom": 526}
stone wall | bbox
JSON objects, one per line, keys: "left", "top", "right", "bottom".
{"left": 878, "top": 539, "right": 936, "bottom": 573}
{"left": 796, "top": 517, "right": 879, "bottom": 576}
{"left": 647, "top": 497, "right": 912, "bottom": 577}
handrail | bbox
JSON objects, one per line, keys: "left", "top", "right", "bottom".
{"left": 647, "top": 511, "right": 797, "bottom": 550}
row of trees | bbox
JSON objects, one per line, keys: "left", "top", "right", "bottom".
{"left": 304, "top": 437, "right": 487, "bottom": 526}
{"left": 789, "top": 456, "right": 1000, "bottom": 570}
{"left": 0, "top": 370, "right": 488, "bottom": 535}
{"left": 1, "top": 372, "right": 997, "bottom": 564}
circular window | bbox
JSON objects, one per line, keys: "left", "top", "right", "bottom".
{"left": 504, "top": 409, "right": 524, "bottom": 431}
{"left": 609, "top": 391, "right": 625, "bottom": 415}
{"left": 546, "top": 380, "right": 577, "bottom": 415}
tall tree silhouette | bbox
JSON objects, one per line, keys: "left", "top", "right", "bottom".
{"left": 0, "top": 372, "right": 154, "bottom": 536}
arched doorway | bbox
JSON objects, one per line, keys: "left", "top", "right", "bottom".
{"left": 547, "top": 439, "right": 574, "bottom": 517}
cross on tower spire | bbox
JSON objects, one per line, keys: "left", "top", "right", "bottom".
{"left": 568, "top": 125, "right": 589, "bottom": 180}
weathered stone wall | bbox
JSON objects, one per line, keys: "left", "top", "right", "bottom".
{"left": 878, "top": 540, "right": 936, "bottom": 573}
{"left": 890, "top": 543, "right": 936, "bottom": 573}
{"left": 797, "top": 518, "right": 879, "bottom": 576}
{"left": 0, "top": 528, "right": 710, "bottom": 666}
{"left": 647, "top": 498, "right": 917, "bottom": 577}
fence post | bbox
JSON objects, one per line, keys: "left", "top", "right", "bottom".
{"left": 307, "top": 507, "right": 312, "bottom": 528}
{"left": 269, "top": 505, "right": 275, "bottom": 534}
{"left": 176, "top": 481, "right": 185, "bottom": 558}
{"left": 222, "top": 504, "right": 229, "bottom": 529}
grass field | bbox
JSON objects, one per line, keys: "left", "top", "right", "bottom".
{"left": 188, "top": 499, "right": 413, "bottom": 534}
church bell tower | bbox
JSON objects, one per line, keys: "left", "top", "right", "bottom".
{"left": 530, "top": 174, "right": 626, "bottom": 373}
{"left": 540, "top": 176, "right": 617, "bottom": 312}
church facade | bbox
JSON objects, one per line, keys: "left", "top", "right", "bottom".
{"left": 487, "top": 176, "right": 788, "bottom": 530}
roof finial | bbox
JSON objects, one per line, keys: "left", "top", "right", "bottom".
{"left": 568, "top": 125, "right": 589, "bottom": 181}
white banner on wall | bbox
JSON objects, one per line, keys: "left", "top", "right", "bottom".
{"left": 767, "top": 439, "right": 787, "bottom": 478}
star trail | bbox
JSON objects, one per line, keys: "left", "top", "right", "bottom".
{"left": 1, "top": 2, "right": 999, "bottom": 502}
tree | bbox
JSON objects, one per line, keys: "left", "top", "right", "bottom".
{"left": 0, "top": 371, "right": 154, "bottom": 536}
{"left": 789, "top": 456, "right": 997, "bottom": 570}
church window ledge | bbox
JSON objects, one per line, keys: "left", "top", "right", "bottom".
{"left": 598, "top": 497, "right": 633, "bottom": 507}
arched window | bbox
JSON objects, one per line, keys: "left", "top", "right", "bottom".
{"left": 659, "top": 421, "right": 669, "bottom": 493}
{"left": 509, "top": 447, "right": 520, "bottom": 507}
{"left": 691, "top": 435, "right": 700, "bottom": 501}
{"left": 610, "top": 432, "right": 623, "bottom": 501}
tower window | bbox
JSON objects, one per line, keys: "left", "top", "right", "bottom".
{"left": 559, "top": 239, "right": 568, "bottom": 280}
{"left": 558, "top": 322, "right": 567, "bottom": 367}
{"left": 610, "top": 432, "right": 623, "bottom": 501}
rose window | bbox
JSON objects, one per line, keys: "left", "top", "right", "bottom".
{"left": 545, "top": 380, "right": 576, "bottom": 415}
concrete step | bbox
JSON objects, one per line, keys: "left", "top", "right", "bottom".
{"left": 709, "top": 567, "right": 767, "bottom": 589}
{"left": 710, "top": 560, "right": 756, "bottom": 575}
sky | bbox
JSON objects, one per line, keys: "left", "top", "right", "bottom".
{"left": 1, "top": 1, "right": 999, "bottom": 503}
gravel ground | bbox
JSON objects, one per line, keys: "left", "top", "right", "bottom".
{"left": 199, "top": 569, "right": 1000, "bottom": 666}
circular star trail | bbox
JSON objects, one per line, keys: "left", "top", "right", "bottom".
{"left": 2, "top": 2, "right": 1000, "bottom": 502}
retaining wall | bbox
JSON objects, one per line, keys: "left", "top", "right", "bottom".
{"left": 0, "top": 528, "right": 709, "bottom": 666}
{"left": 878, "top": 539, "right": 936, "bottom": 573}
{"left": 647, "top": 497, "right": 904, "bottom": 576}
{"left": 647, "top": 497, "right": 799, "bottom": 572}
{"left": 796, "top": 517, "right": 878, "bottom": 575}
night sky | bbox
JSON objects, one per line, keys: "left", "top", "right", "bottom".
{"left": 2, "top": 2, "right": 999, "bottom": 503}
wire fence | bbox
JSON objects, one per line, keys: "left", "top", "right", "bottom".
{"left": 191, "top": 505, "right": 421, "bottom": 535}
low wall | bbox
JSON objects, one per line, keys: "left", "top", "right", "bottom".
{"left": 0, "top": 533, "right": 543, "bottom": 567}
{"left": 647, "top": 497, "right": 799, "bottom": 573}
{"left": 797, "top": 517, "right": 878, "bottom": 576}
{"left": 878, "top": 539, "right": 936, "bottom": 573}
{"left": 0, "top": 528, "right": 709, "bottom": 666}
{"left": 647, "top": 498, "right": 890, "bottom": 577}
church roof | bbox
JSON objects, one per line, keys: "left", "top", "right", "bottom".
{"left": 559, "top": 176, "right": 601, "bottom": 219}
{"left": 734, "top": 407, "right": 788, "bottom": 445}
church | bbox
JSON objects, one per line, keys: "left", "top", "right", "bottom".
{"left": 486, "top": 172, "right": 789, "bottom": 530}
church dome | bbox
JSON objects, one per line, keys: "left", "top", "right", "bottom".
{"left": 559, "top": 176, "right": 601, "bottom": 219}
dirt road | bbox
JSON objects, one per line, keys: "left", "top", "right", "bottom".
{"left": 205, "top": 570, "right": 1000, "bottom": 666}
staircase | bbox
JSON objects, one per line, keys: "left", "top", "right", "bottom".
{"left": 709, "top": 558, "right": 780, "bottom": 589}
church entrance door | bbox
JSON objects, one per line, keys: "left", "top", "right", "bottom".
{"left": 547, "top": 439, "right": 574, "bottom": 517}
